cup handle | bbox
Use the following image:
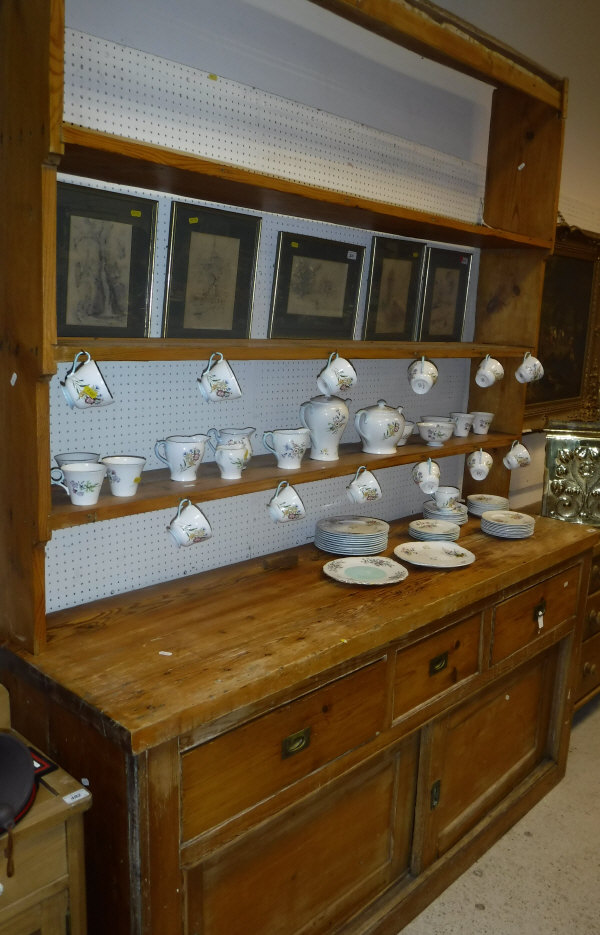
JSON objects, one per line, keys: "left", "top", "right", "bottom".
{"left": 299, "top": 403, "right": 308, "bottom": 428}
{"left": 326, "top": 351, "right": 338, "bottom": 366}
{"left": 50, "top": 468, "right": 69, "bottom": 494}
{"left": 274, "top": 481, "right": 289, "bottom": 496}
{"left": 420, "top": 355, "right": 425, "bottom": 373}
{"left": 207, "top": 428, "right": 219, "bottom": 452}
{"left": 263, "top": 431, "right": 275, "bottom": 453}
{"left": 176, "top": 498, "right": 192, "bottom": 517}
{"left": 206, "top": 351, "right": 223, "bottom": 372}
{"left": 154, "top": 440, "right": 168, "bottom": 465}
{"left": 70, "top": 349, "right": 91, "bottom": 374}
{"left": 354, "top": 465, "right": 367, "bottom": 481}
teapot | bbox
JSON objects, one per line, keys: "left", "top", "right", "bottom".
{"left": 355, "top": 399, "right": 406, "bottom": 454}
{"left": 207, "top": 427, "right": 255, "bottom": 470}
{"left": 299, "top": 395, "right": 349, "bottom": 461}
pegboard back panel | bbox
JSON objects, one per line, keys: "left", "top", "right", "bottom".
{"left": 63, "top": 29, "right": 485, "bottom": 223}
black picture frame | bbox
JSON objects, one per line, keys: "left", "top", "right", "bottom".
{"left": 418, "top": 247, "right": 472, "bottom": 341}
{"left": 363, "top": 236, "right": 425, "bottom": 340}
{"left": 56, "top": 182, "right": 157, "bottom": 338}
{"left": 268, "top": 232, "right": 364, "bottom": 339}
{"left": 163, "top": 202, "right": 261, "bottom": 339}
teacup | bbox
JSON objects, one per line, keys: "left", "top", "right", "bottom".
{"left": 50, "top": 461, "right": 106, "bottom": 505}
{"left": 475, "top": 355, "right": 504, "bottom": 388}
{"left": 54, "top": 451, "right": 100, "bottom": 466}
{"left": 346, "top": 466, "right": 382, "bottom": 503}
{"left": 263, "top": 428, "right": 311, "bottom": 470}
{"left": 503, "top": 440, "right": 531, "bottom": 470}
{"left": 515, "top": 351, "right": 544, "bottom": 384}
{"left": 316, "top": 352, "right": 357, "bottom": 396}
{"left": 471, "top": 411, "right": 494, "bottom": 435}
{"left": 434, "top": 486, "right": 460, "bottom": 510}
{"left": 168, "top": 499, "right": 212, "bottom": 547}
{"left": 198, "top": 352, "right": 242, "bottom": 401}
{"left": 101, "top": 455, "right": 146, "bottom": 497}
{"left": 60, "top": 350, "right": 114, "bottom": 409}
{"left": 450, "top": 412, "right": 474, "bottom": 437}
{"left": 397, "top": 421, "right": 415, "bottom": 446}
{"left": 466, "top": 449, "right": 494, "bottom": 481}
{"left": 407, "top": 357, "right": 439, "bottom": 395}
{"left": 267, "top": 481, "right": 306, "bottom": 522}
{"left": 411, "top": 459, "right": 440, "bottom": 495}
{"left": 215, "top": 442, "right": 248, "bottom": 480}
{"left": 155, "top": 434, "right": 208, "bottom": 481}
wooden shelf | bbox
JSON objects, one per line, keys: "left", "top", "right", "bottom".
{"left": 50, "top": 433, "right": 515, "bottom": 529}
{"left": 54, "top": 338, "right": 532, "bottom": 364}
{"left": 60, "top": 125, "right": 554, "bottom": 252}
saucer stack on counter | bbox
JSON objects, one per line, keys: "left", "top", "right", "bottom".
{"left": 408, "top": 519, "right": 460, "bottom": 542}
{"left": 480, "top": 510, "right": 535, "bottom": 539}
{"left": 466, "top": 494, "right": 510, "bottom": 516}
{"left": 315, "top": 515, "right": 389, "bottom": 555}
{"left": 422, "top": 499, "right": 469, "bottom": 525}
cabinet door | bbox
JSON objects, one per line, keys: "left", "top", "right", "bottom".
{"left": 185, "top": 735, "right": 419, "bottom": 935}
{"left": 0, "top": 890, "right": 68, "bottom": 935}
{"left": 419, "top": 648, "right": 558, "bottom": 866}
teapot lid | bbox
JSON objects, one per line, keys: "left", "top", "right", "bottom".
{"left": 307, "top": 394, "right": 348, "bottom": 405}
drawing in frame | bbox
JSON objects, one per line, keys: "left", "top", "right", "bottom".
{"left": 163, "top": 202, "right": 261, "bottom": 339}
{"left": 56, "top": 182, "right": 157, "bottom": 338}
{"left": 418, "top": 246, "right": 472, "bottom": 341}
{"left": 268, "top": 232, "right": 365, "bottom": 339}
{"left": 363, "top": 236, "right": 425, "bottom": 340}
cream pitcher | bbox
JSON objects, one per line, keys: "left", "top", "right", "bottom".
{"left": 207, "top": 427, "right": 255, "bottom": 469}
{"left": 299, "top": 394, "right": 349, "bottom": 461}
{"left": 354, "top": 399, "right": 406, "bottom": 454}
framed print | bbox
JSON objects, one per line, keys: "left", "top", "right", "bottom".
{"left": 418, "top": 247, "right": 472, "bottom": 341}
{"left": 163, "top": 202, "right": 261, "bottom": 339}
{"left": 268, "top": 232, "right": 364, "bottom": 339}
{"left": 363, "top": 236, "right": 425, "bottom": 340}
{"left": 56, "top": 182, "right": 157, "bottom": 338}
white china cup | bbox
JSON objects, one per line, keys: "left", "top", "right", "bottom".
{"left": 267, "top": 481, "right": 306, "bottom": 522}
{"left": 450, "top": 412, "right": 474, "bottom": 437}
{"left": 168, "top": 499, "right": 212, "bottom": 547}
{"left": 60, "top": 350, "right": 114, "bottom": 409}
{"left": 433, "top": 485, "right": 460, "bottom": 510}
{"left": 503, "top": 440, "right": 532, "bottom": 470}
{"left": 263, "top": 428, "right": 311, "bottom": 469}
{"left": 397, "top": 421, "right": 415, "bottom": 446}
{"left": 411, "top": 459, "right": 441, "bottom": 495}
{"left": 198, "top": 352, "right": 242, "bottom": 401}
{"left": 416, "top": 420, "right": 454, "bottom": 447}
{"left": 50, "top": 461, "right": 106, "bottom": 505}
{"left": 316, "top": 352, "right": 357, "bottom": 395}
{"left": 155, "top": 434, "right": 208, "bottom": 481}
{"left": 470, "top": 411, "right": 494, "bottom": 435}
{"left": 101, "top": 455, "right": 146, "bottom": 497}
{"left": 54, "top": 451, "right": 100, "bottom": 466}
{"left": 407, "top": 357, "right": 439, "bottom": 395}
{"left": 346, "top": 466, "right": 382, "bottom": 503}
{"left": 515, "top": 351, "right": 544, "bottom": 384}
{"left": 214, "top": 442, "right": 248, "bottom": 479}
{"left": 475, "top": 355, "right": 504, "bottom": 388}
{"left": 466, "top": 448, "right": 494, "bottom": 481}
{"left": 207, "top": 427, "right": 254, "bottom": 469}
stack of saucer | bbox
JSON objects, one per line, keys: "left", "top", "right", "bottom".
{"left": 467, "top": 494, "right": 510, "bottom": 516}
{"left": 408, "top": 519, "right": 460, "bottom": 541}
{"left": 480, "top": 510, "right": 535, "bottom": 539}
{"left": 422, "top": 499, "right": 469, "bottom": 525}
{"left": 315, "top": 515, "right": 389, "bottom": 555}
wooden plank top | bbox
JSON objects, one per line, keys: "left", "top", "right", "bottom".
{"left": 3, "top": 515, "right": 597, "bottom": 754}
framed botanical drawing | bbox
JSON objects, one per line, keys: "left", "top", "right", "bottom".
{"left": 525, "top": 225, "right": 600, "bottom": 429}
{"left": 418, "top": 247, "right": 472, "bottom": 341}
{"left": 163, "top": 202, "right": 261, "bottom": 339}
{"left": 268, "top": 232, "right": 365, "bottom": 339}
{"left": 56, "top": 182, "right": 157, "bottom": 337}
{"left": 363, "top": 236, "right": 425, "bottom": 340}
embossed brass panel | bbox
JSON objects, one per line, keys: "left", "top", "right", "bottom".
{"left": 542, "top": 422, "right": 600, "bottom": 524}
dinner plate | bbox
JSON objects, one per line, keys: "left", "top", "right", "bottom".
{"left": 408, "top": 519, "right": 460, "bottom": 540}
{"left": 480, "top": 510, "right": 535, "bottom": 527}
{"left": 317, "top": 516, "right": 390, "bottom": 536}
{"left": 466, "top": 494, "right": 510, "bottom": 515}
{"left": 323, "top": 556, "right": 408, "bottom": 585}
{"left": 393, "top": 541, "right": 476, "bottom": 568}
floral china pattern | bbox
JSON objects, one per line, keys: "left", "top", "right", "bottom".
{"left": 179, "top": 448, "right": 203, "bottom": 473}
{"left": 328, "top": 409, "right": 348, "bottom": 433}
{"left": 71, "top": 378, "right": 105, "bottom": 406}
{"left": 281, "top": 440, "right": 308, "bottom": 461}
{"left": 333, "top": 368, "right": 354, "bottom": 391}
{"left": 279, "top": 501, "right": 303, "bottom": 520}
{"left": 357, "top": 485, "right": 381, "bottom": 501}
{"left": 68, "top": 479, "right": 101, "bottom": 497}
{"left": 182, "top": 523, "right": 211, "bottom": 544}
{"left": 207, "top": 375, "right": 234, "bottom": 399}
{"left": 383, "top": 421, "right": 401, "bottom": 439}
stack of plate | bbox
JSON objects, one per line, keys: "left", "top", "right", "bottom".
{"left": 408, "top": 519, "right": 460, "bottom": 541}
{"left": 315, "top": 515, "right": 389, "bottom": 555}
{"left": 422, "top": 499, "right": 469, "bottom": 526}
{"left": 467, "top": 494, "right": 510, "bottom": 516}
{"left": 480, "top": 510, "right": 535, "bottom": 539}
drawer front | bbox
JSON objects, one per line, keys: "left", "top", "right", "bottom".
{"left": 181, "top": 659, "right": 387, "bottom": 841}
{"left": 491, "top": 566, "right": 580, "bottom": 665}
{"left": 583, "top": 591, "right": 600, "bottom": 641}
{"left": 392, "top": 614, "right": 481, "bottom": 720}
{"left": 0, "top": 823, "right": 67, "bottom": 912}
{"left": 577, "top": 631, "right": 600, "bottom": 700}
{"left": 589, "top": 551, "right": 600, "bottom": 595}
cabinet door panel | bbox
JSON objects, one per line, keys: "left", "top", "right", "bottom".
{"left": 186, "top": 737, "right": 419, "bottom": 935}
{"left": 576, "top": 630, "right": 600, "bottom": 700}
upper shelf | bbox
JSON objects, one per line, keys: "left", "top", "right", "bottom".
{"left": 59, "top": 125, "right": 554, "bottom": 252}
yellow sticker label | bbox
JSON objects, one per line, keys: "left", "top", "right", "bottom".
{"left": 208, "top": 73, "right": 218, "bottom": 81}
{"left": 130, "top": 210, "right": 142, "bottom": 218}
{"left": 291, "top": 241, "right": 299, "bottom": 248}
{"left": 189, "top": 217, "right": 199, "bottom": 224}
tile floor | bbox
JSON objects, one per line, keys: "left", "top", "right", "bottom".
{"left": 400, "top": 696, "right": 600, "bottom": 935}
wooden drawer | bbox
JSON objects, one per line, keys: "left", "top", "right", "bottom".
{"left": 588, "top": 551, "right": 600, "bottom": 595}
{"left": 491, "top": 566, "right": 580, "bottom": 665}
{"left": 0, "top": 823, "right": 67, "bottom": 913}
{"left": 577, "top": 631, "right": 600, "bottom": 700}
{"left": 583, "top": 591, "right": 600, "bottom": 640}
{"left": 181, "top": 659, "right": 387, "bottom": 841}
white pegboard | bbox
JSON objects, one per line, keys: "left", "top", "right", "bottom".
{"left": 63, "top": 29, "right": 485, "bottom": 224}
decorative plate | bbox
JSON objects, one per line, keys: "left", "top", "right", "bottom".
{"left": 323, "top": 556, "right": 408, "bottom": 585}
{"left": 480, "top": 510, "right": 535, "bottom": 527}
{"left": 317, "top": 516, "right": 390, "bottom": 536}
{"left": 393, "top": 541, "right": 476, "bottom": 568}
{"left": 408, "top": 519, "right": 460, "bottom": 536}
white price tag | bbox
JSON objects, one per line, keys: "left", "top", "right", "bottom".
{"left": 63, "top": 788, "right": 91, "bottom": 805}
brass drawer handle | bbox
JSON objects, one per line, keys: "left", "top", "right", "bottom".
{"left": 281, "top": 727, "right": 311, "bottom": 759}
{"left": 429, "top": 651, "right": 448, "bottom": 676}
{"left": 588, "top": 609, "right": 600, "bottom": 633}
{"left": 583, "top": 662, "right": 598, "bottom": 678}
